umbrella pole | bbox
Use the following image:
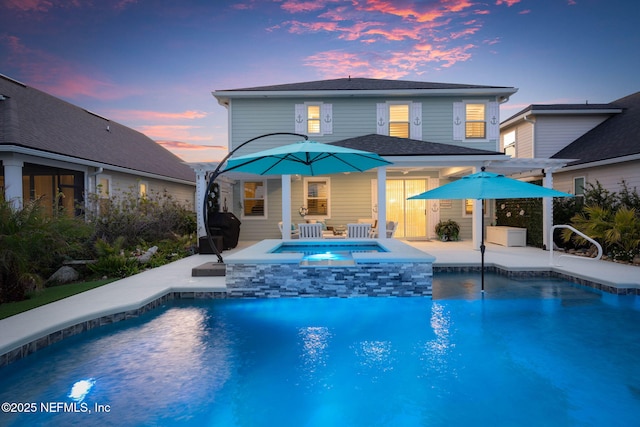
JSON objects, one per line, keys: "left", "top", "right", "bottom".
{"left": 481, "top": 205, "right": 485, "bottom": 293}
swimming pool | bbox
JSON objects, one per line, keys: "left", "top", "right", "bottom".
{"left": 1, "top": 272, "right": 639, "bottom": 426}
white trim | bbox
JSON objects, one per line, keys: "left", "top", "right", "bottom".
{"left": 573, "top": 176, "right": 586, "bottom": 196}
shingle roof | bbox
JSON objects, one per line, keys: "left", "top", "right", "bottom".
{"left": 219, "top": 77, "right": 513, "bottom": 92}
{"left": 0, "top": 74, "right": 194, "bottom": 183}
{"left": 551, "top": 92, "right": 640, "bottom": 166}
{"left": 329, "top": 134, "right": 503, "bottom": 156}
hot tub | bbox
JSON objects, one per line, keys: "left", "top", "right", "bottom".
{"left": 224, "top": 239, "right": 435, "bottom": 298}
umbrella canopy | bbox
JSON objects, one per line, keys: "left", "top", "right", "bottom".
{"left": 408, "top": 169, "right": 573, "bottom": 292}
{"left": 223, "top": 140, "right": 392, "bottom": 176}
{"left": 408, "top": 170, "right": 572, "bottom": 200}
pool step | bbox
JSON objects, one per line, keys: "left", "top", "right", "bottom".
{"left": 192, "top": 262, "right": 226, "bottom": 277}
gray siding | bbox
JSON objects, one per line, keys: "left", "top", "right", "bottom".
{"left": 229, "top": 95, "right": 501, "bottom": 154}
{"left": 535, "top": 115, "right": 610, "bottom": 158}
{"left": 554, "top": 160, "right": 640, "bottom": 195}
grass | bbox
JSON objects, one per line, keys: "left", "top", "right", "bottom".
{"left": 0, "top": 279, "right": 116, "bottom": 320}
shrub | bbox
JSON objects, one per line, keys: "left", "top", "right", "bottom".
{"left": 0, "top": 195, "right": 92, "bottom": 302}
{"left": 86, "top": 186, "right": 196, "bottom": 248}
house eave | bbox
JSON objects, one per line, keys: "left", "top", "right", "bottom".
{"left": 1, "top": 145, "right": 195, "bottom": 186}
{"left": 556, "top": 153, "right": 640, "bottom": 173}
{"left": 213, "top": 87, "right": 518, "bottom": 106}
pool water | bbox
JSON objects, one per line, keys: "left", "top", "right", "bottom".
{"left": 1, "top": 273, "right": 640, "bottom": 426}
{"left": 271, "top": 242, "right": 386, "bottom": 264}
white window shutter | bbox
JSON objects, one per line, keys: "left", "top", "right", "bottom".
{"left": 453, "top": 102, "right": 464, "bottom": 141}
{"left": 487, "top": 101, "right": 499, "bottom": 140}
{"left": 295, "top": 104, "right": 305, "bottom": 134}
{"left": 376, "top": 103, "right": 388, "bottom": 135}
{"left": 321, "top": 103, "right": 333, "bottom": 134}
{"left": 410, "top": 102, "right": 422, "bottom": 140}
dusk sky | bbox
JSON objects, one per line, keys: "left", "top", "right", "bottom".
{"left": 1, "top": 0, "right": 637, "bottom": 162}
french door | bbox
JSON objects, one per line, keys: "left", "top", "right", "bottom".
{"left": 384, "top": 179, "right": 428, "bottom": 238}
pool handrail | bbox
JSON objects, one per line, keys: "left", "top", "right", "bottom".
{"left": 549, "top": 224, "right": 602, "bottom": 266}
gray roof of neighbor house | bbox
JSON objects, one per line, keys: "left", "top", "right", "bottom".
{"left": 329, "top": 134, "right": 504, "bottom": 156}
{"left": 0, "top": 74, "right": 194, "bottom": 183}
{"left": 551, "top": 92, "right": 640, "bottom": 166}
{"left": 213, "top": 77, "right": 517, "bottom": 104}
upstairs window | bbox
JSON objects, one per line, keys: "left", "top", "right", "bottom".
{"left": 295, "top": 103, "right": 332, "bottom": 135}
{"left": 376, "top": 102, "right": 422, "bottom": 140}
{"left": 453, "top": 101, "right": 499, "bottom": 141}
{"left": 465, "top": 104, "right": 486, "bottom": 139}
{"left": 389, "top": 104, "right": 410, "bottom": 138}
{"left": 306, "top": 105, "right": 321, "bottom": 134}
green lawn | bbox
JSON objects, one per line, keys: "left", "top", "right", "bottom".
{"left": 0, "top": 279, "right": 116, "bottom": 320}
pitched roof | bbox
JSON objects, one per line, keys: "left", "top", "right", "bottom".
{"left": 220, "top": 77, "right": 513, "bottom": 92}
{"left": 551, "top": 92, "right": 640, "bottom": 166}
{"left": 329, "top": 134, "right": 503, "bottom": 156}
{"left": 0, "top": 74, "right": 194, "bottom": 183}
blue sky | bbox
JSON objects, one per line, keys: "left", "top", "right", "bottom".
{"left": 1, "top": 0, "right": 638, "bottom": 162}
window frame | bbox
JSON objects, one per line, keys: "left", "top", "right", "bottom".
{"left": 241, "top": 179, "right": 267, "bottom": 219}
{"left": 303, "top": 177, "right": 331, "bottom": 220}
{"left": 573, "top": 176, "right": 586, "bottom": 197}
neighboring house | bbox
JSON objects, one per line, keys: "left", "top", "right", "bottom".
{"left": 500, "top": 91, "right": 640, "bottom": 197}
{"left": 0, "top": 74, "right": 196, "bottom": 216}
{"left": 206, "top": 77, "right": 567, "bottom": 248}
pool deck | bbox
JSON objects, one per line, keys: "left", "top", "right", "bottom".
{"left": 1, "top": 239, "right": 639, "bottom": 366}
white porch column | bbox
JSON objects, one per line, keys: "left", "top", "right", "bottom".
{"left": 281, "top": 174, "right": 291, "bottom": 240}
{"left": 377, "top": 167, "right": 387, "bottom": 238}
{"left": 542, "top": 170, "right": 554, "bottom": 251}
{"left": 194, "top": 168, "right": 208, "bottom": 239}
{"left": 2, "top": 158, "right": 24, "bottom": 210}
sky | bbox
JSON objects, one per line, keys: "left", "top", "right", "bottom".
{"left": 1, "top": 0, "right": 638, "bottom": 163}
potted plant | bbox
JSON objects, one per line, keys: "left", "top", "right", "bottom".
{"left": 435, "top": 219, "right": 460, "bottom": 241}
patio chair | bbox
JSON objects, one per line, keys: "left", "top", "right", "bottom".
{"left": 346, "top": 223, "right": 372, "bottom": 238}
{"left": 298, "top": 223, "right": 324, "bottom": 239}
{"left": 369, "top": 221, "right": 398, "bottom": 238}
{"left": 278, "top": 222, "right": 299, "bottom": 239}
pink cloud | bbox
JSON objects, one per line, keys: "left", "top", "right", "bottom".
{"left": 279, "top": 0, "right": 343, "bottom": 14}
{"left": 2, "top": 0, "right": 54, "bottom": 12}
{"left": 495, "top": 0, "right": 521, "bottom": 6}
{"left": 157, "top": 140, "right": 226, "bottom": 151}
{"left": 107, "top": 110, "right": 208, "bottom": 121}
{"left": 1, "top": 35, "right": 138, "bottom": 101}
{"left": 156, "top": 141, "right": 228, "bottom": 162}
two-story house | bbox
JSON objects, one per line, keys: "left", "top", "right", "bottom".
{"left": 0, "top": 74, "right": 196, "bottom": 216}
{"left": 500, "top": 91, "right": 640, "bottom": 197}
{"left": 203, "top": 77, "right": 567, "bottom": 249}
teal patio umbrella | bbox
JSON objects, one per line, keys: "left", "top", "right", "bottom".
{"left": 224, "top": 140, "right": 392, "bottom": 176}
{"left": 408, "top": 167, "right": 573, "bottom": 291}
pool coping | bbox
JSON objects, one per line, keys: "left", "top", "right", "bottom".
{"left": 224, "top": 238, "right": 436, "bottom": 264}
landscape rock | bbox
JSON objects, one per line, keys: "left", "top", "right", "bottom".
{"left": 47, "top": 266, "right": 80, "bottom": 285}
{"left": 137, "top": 246, "right": 158, "bottom": 263}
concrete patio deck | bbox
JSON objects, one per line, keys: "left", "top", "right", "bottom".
{"left": 1, "top": 239, "right": 639, "bottom": 367}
